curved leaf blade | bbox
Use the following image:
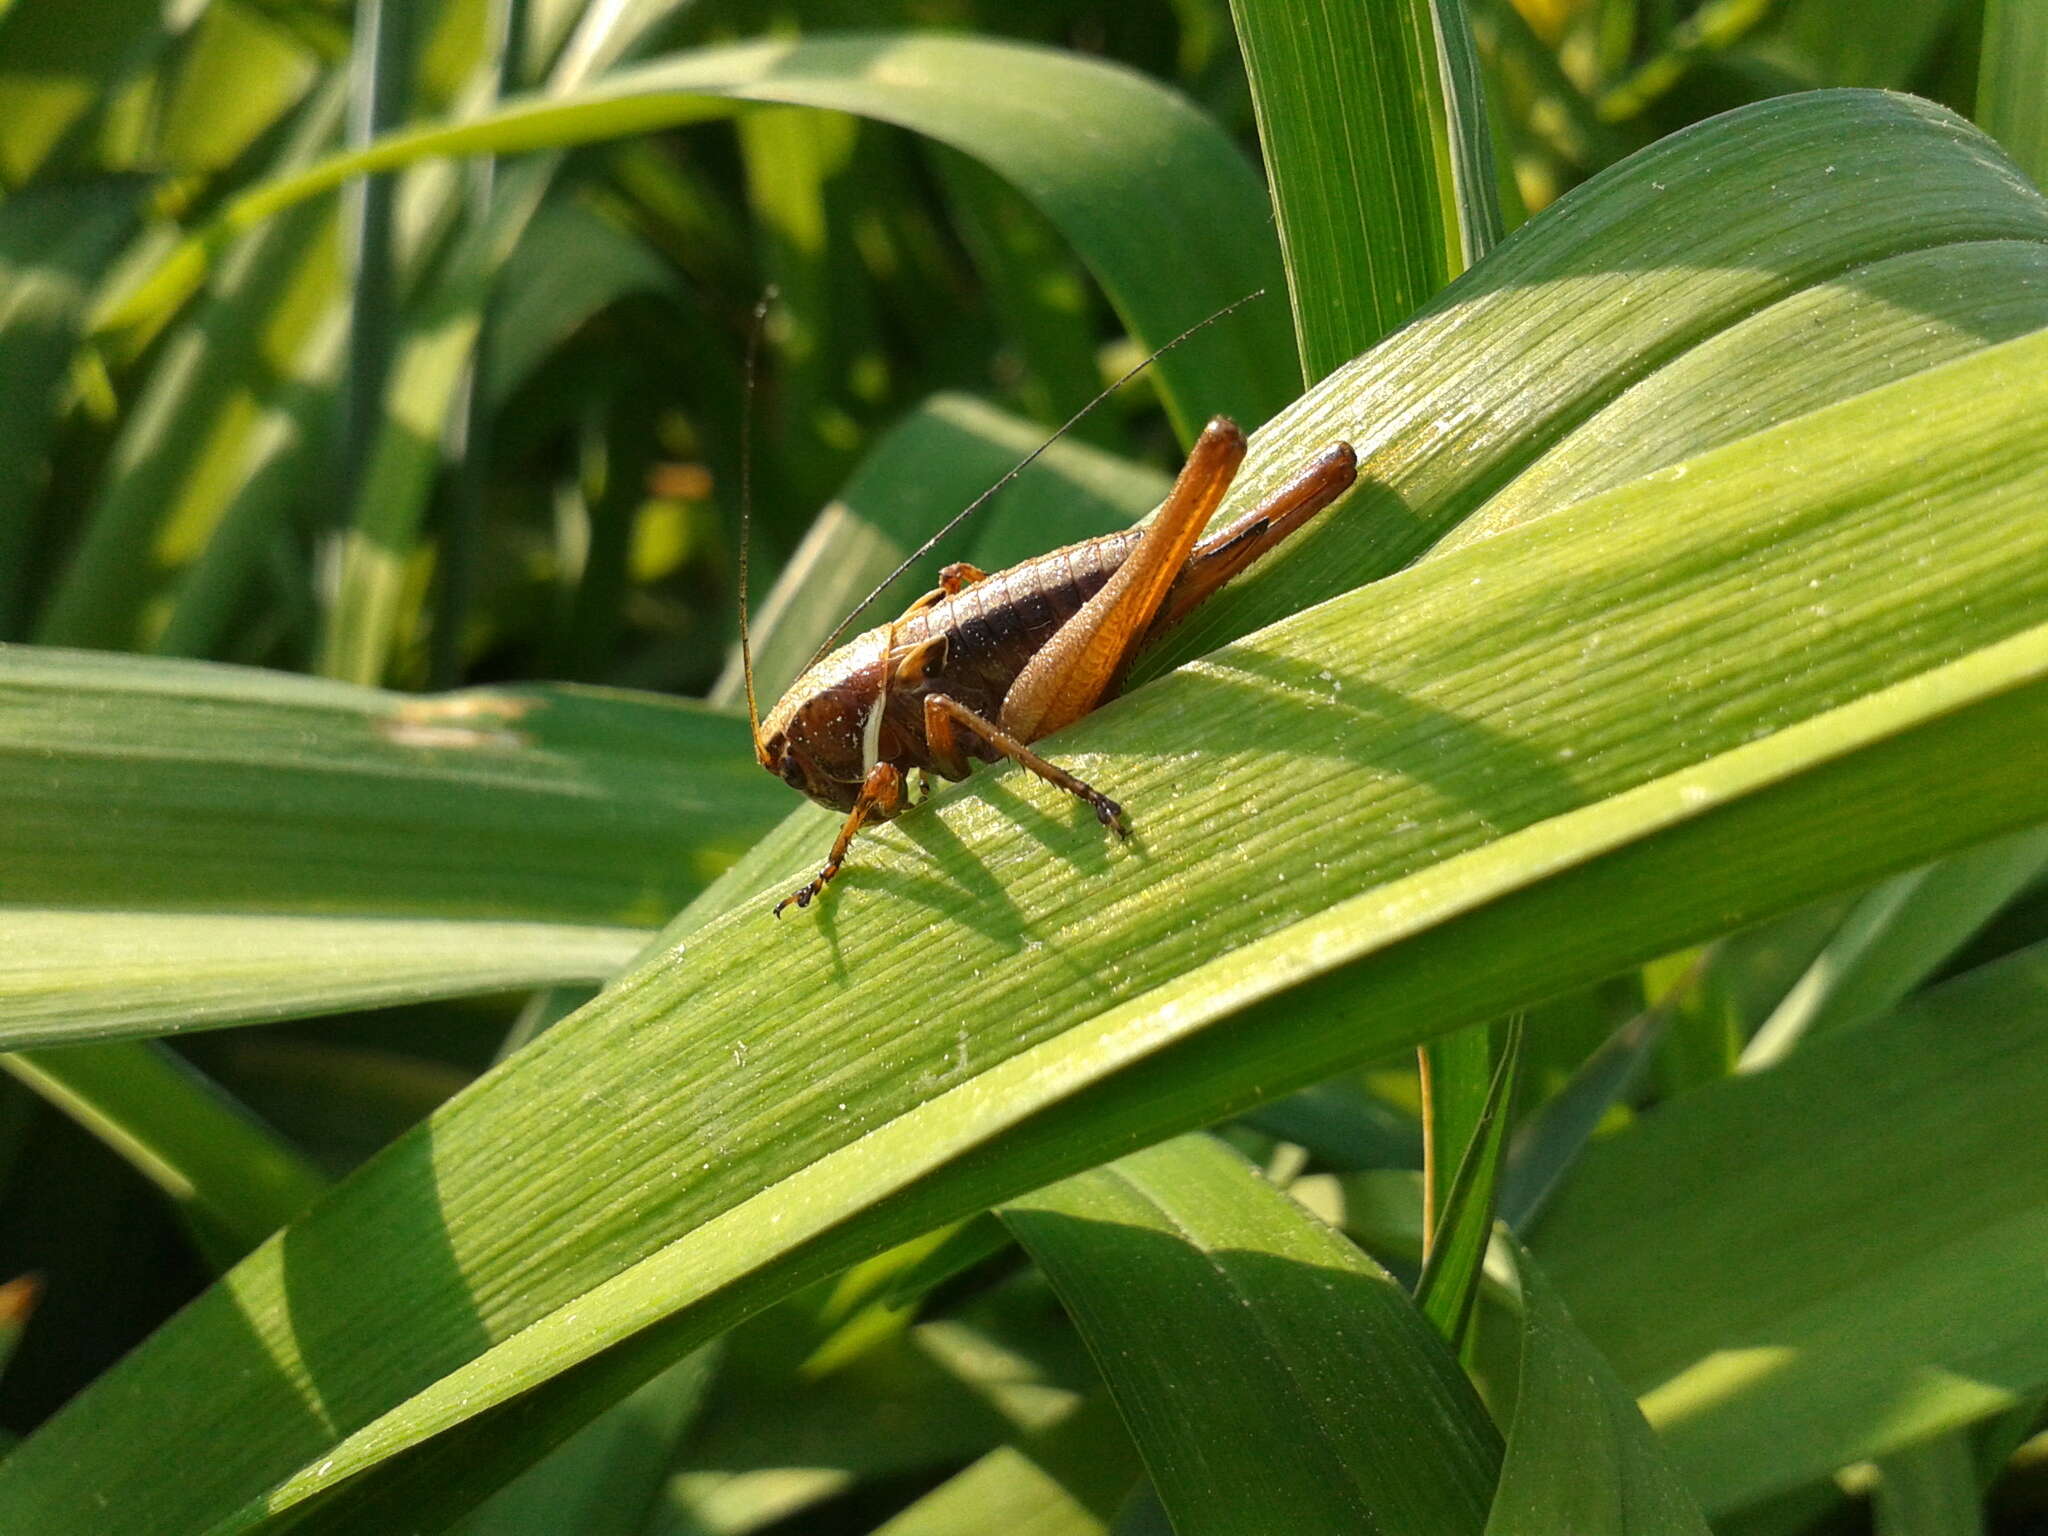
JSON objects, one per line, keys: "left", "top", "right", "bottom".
{"left": 1003, "top": 1134, "right": 1502, "bottom": 1535}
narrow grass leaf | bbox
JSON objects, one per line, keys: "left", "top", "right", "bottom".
{"left": 0, "top": 178, "right": 140, "bottom": 635}
{"left": 1415, "top": 1018, "right": 1523, "bottom": 1349}
{"left": 1536, "top": 940, "right": 2048, "bottom": 1512}
{"left": 1136, "top": 92, "right": 2048, "bottom": 677}
{"left": 1421, "top": 1023, "right": 1496, "bottom": 1250}
{"left": 1446, "top": 237, "right": 2048, "bottom": 550}
{"left": 1230, "top": 0, "right": 1504, "bottom": 381}
{"left": 1003, "top": 1134, "right": 1502, "bottom": 1536}
{"left": 1499, "top": 1001, "right": 1670, "bottom": 1228}
{"left": 1483, "top": 1239, "right": 1711, "bottom": 1535}
{"left": 0, "top": 646, "right": 780, "bottom": 924}
{"left": 0, "top": 909, "right": 643, "bottom": 1050}
{"left": 1741, "top": 826, "right": 2048, "bottom": 1069}
{"left": 36, "top": 80, "right": 350, "bottom": 655}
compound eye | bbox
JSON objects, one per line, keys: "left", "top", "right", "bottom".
{"left": 779, "top": 754, "right": 807, "bottom": 789}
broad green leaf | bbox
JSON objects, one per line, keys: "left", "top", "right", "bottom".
{"left": 1415, "top": 1018, "right": 1523, "bottom": 1350}
{"left": 1535, "top": 939, "right": 2048, "bottom": 1513}
{"left": 13, "top": 314, "right": 2048, "bottom": 1532}
{"left": 1444, "top": 237, "right": 2048, "bottom": 551}
{"left": 1483, "top": 1239, "right": 1711, "bottom": 1535}
{"left": 1980, "top": 0, "right": 2048, "bottom": 186}
{"left": 1230, "top": 0, "right": 1504, "bottom": 380}
{"left": 1002, "top": 1135, "right": 1501, "bottom": 1536}
{"left": 221, "top": 372, "right": 2048, "bottom": 1530}
{"left": 1741, "top": 826, "right": 2048, "bottom": 1069}
{"left": 0, "top": 909, "right": 642, "bottom": 1050}
{"left": 0, "top": 646, "right": 778, "bottom": 925}
{"left": 11, "top": 97, "right": 2048, "bottom": 1532}
{"left": 712, "top": 393, "right": 1167, "bottom": 712}
{"left": 0, "top": 1041, "right": 327, "bottom": 1261}
{"left": 101, "top": 33, "right": 1298, "bottom": 442}
{"left": 0, "top": 178, "right": 140, "bottom": 636}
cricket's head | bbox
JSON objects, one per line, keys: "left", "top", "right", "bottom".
{"left": 755, "top": 704, "right": 863, "bottom": 813}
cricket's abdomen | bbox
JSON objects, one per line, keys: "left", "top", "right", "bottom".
{"left": 899, "top": 529, "right": 1141, "bottom": 719}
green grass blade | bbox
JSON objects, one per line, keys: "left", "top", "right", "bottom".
{"left": 1414, "top": 1018, "right": 1523, "bottom": 1350}
{"left": 1979, "top": 0, "right": 2048, "bottom": 187}
{"left": 0, "top": 647, "right": 780, "bottom": 924}
{"left": 0, "top": 909, "right": 642, "bottom": 1049}
{"left": 1536, "top": 940, "right": 2048, "bottom": 1513}
{"left": 1420, "top": 1021, "right": 1496, "bottom": 1262}
{"left": 1741, "top": 826, "right": 2048, "bottom": 1069}
{"left": 1499, "top": 1001, "right": 1670, "bottom": 1228}
{"left": 1003, "top": 1135, "right": 1502, "bottom": 1536}
{"left": 1483, "top": 1238, "right": 1711, "bottom": 1535}
{"left": 1232, "top": 0, "right": 1452, "bottom": 378}
{"left": 98, "top": 33, "right": 1298, "bottom": 442}
{"left": 0, "top": 1041, "right": 327, "bottom": 1262}
{"left": 0, "top": 178, "right": 140, "bottom": 637}
{"left": 10, "top": 291, "right": 2048, "bottom": 1531}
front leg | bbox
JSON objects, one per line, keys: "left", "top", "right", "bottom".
{"left": 775, "top": 761, "right": 905, "bottom": 916}
{"left": 924, "top": 694, "right": 1128, "bottom": 836}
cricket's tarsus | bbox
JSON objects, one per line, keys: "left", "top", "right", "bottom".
{"left": 753, "top": 416, "right": 1359, "bottom": 917}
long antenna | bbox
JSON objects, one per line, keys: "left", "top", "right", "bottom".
{"left": 799, "top": 288, "right": 1268, "bottom": 673}
{"left": 738, "top": 285, "right": 777, "bottom": 759}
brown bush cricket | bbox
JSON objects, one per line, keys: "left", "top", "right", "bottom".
{"left": 739, "top": 299, "right": 1358, "bottom": 916}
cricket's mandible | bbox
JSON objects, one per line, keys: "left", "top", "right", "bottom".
{"left": 742, "top": 416, "right": 1358, "bottom": 916}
